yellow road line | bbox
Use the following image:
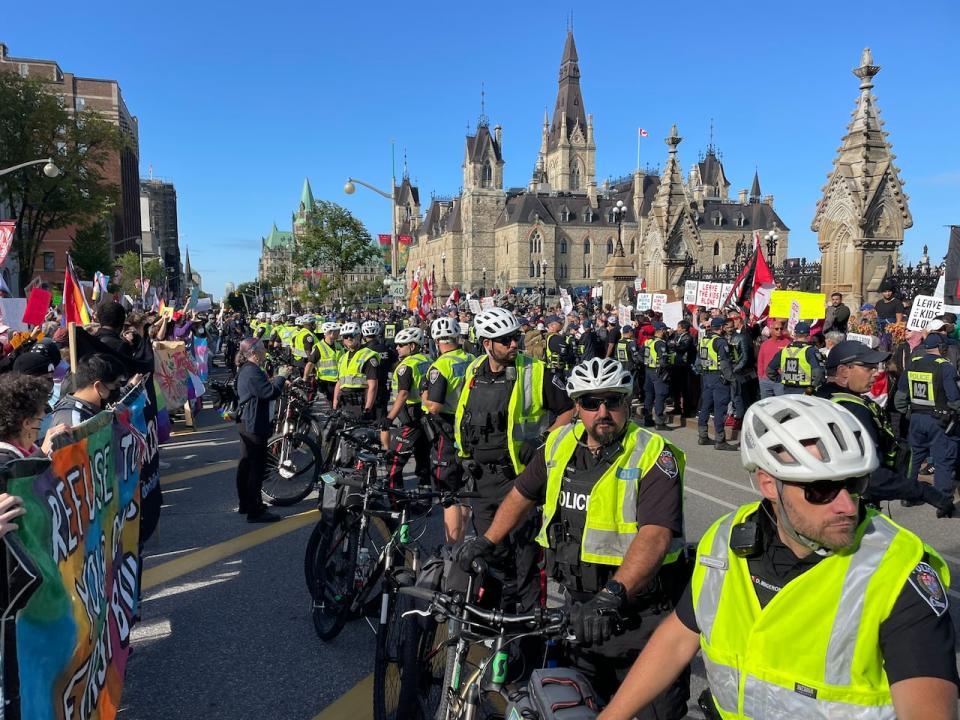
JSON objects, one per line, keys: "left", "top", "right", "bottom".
{"left": 160, "top": 460, "right": 237, "bottom": 486}
{"left": 142, "top": 508, "right": 319, "bottom": 591}
{"left": 312, "top": 673, "right": 373, "bottom": 720}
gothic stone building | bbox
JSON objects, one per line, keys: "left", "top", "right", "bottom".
{"left": 405, "top": 30, "right": 789, "bottom": 297}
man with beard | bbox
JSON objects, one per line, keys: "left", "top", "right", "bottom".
{"left": 601, "top": 396, "right": 959, "bottom": 720}
{"left": 458, "top": 358, "right": 690, "bottom": 716}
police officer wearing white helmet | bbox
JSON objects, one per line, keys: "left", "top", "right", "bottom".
{"left": 602, "top": 395, "right": 959, "bottom": 720}
{"left": 314, "top": 321, "right": 341, "bottom": 403}
{"left": 361, "top": 319, "right": 396, "bottom": 422}
{"left": 454, "top": 306, "right": 575, "bottom": 614}
{"left": 382, "top": 327, "right": 432, "bottom": 487}
{"left": 332, "top": 322, "right": 379, "bottom": 421}
{"left": 423, "top": 316, "right": 475, "bottom": 541}
{"left": 459, "top": 358, "right": 690, "bottom": 714}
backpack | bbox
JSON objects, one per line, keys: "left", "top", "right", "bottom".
{"left": 524, "top": 331, "right": 546, "bottom": 361}
{"left": 504, "top": 668, "right": 600, "bottom": 720}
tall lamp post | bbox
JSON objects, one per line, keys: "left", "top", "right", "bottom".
{"left": 344, "top": 175, "right": 400, "bottom": 287}
{"left": 539, "top": 258, "right": 547, "bottom": 309}
{"left": 481, "top": 267, "right": 487, "bottom": 297}
{"left": 0, "top": 158, "right": 60, "bottom": 178}
{"left": 441, "top": 252, "right": 447, "bottom": 285}
{"left": 612, "top": 199, "right": 628, "bottom": 254}
{"left": 765, "top": 227, "right": 780, "bottom": 263}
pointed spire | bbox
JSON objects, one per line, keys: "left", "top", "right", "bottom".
{"left": 300, "top": 178, "right": 314, "bottom": 210}
{"left": 478, "top": 81, "right": 489, "bottom": 128}
{"left": 549, "top": 29, "right": 587, "bottom": 148}
{"left": 402, "top": 148, "right": 409, "bottom": 180}
{"left": 750, "top": 169, "right": 762, "bottom": 203}
{"left": 183, "top": 246, "right": 192, "bottom": 288}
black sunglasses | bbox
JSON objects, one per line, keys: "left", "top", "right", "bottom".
{"left": 491, "top": 333, "right": 521, "bottom": 346}
{"left": 783, "top": 475, "right": 869, "bottom": 505}
{"left": 577, "top": 394, "right": 628, "bottom": 411}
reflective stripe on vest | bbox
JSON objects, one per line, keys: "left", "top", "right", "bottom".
{"left": 692, "top": 501, "right": 950, "bottom": 719}
{"left": 427, "top": 349, "right": 473, "bottom": 415}
{"left": 315, "top": 340, "right": 340, "bottom": 381}
{"left": 454, "top": 353, "right": 547, "bottom": 474}
{"left": 698, "top": 335, "right": 720, "bottom": 371}
{"left": 616, "top": 341, "right": 629, "bottom": 363}
{"left": 780, "top": 345, "right": 813, "bottom": 386}
{"left": 292, "top": 329, "right": 313, "bottom": 359}
{"left": 546, "top": 332, "right": 563, "bottom": 368}
{"left": 906, "top": 354, "right": 948, "bottom": 409}
{"left": 536, "top": 422, "right": 686, "bottom": 566}
{"left": 337, "top": 347, "right": 376, "bottom": 389}
{"left": 644, "top": 338, "right": 662, "bottom": 369}
{"left": 391, "top": 353, "right": 430, "bottom": 405}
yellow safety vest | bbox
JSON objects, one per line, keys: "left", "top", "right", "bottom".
{"left": 616, "top": 340, "right": 630, "bottom": 363}
{"left": 691, "top": 501, "right": 949, "bottom": 719}
{"left": 779, "top": 344, "right": 813, "bottom": 387}
{"left": 337, "top": 347, "right": 377, "bottom": 390}
{"left": 424, "top": 348, "right": 474, "bottom": 415}
{"left": 698, "top": 334, "right": 721, "bottom": 371}
{"left": 455, "top": 353, "right": 547, "bottom": 474}
{"left": 906, "top": 353, "right": 949, "bottom": 409}
{"left": 292, "top": 328, "right": 315, "bottom": 359}
{"left": 536, "top": 422, "right": 686, "bottom": 566}
{"left": 644, "top": 338, "right": 664, "bottom": 369}
{"left": 391, "top": 352, "right": 431, "bottom": 405}
{"left": 280, "top": 326, "right": 296, "bottom": 346}
{"left": 315, "top": 339, "right": 340, "bottom": 382}
{"left": 545, "top": 332, "right": 563, "bottom": 369}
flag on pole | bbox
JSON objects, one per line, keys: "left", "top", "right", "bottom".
{"left": 447, "top": 287, "right": 461, "bottom": 306}
{"left": 92, "top": 270, "right": 109, "bottom": 301}
{"left": 944, "top": 226, "right": 960, "bottom": 306}
{"left": 638, "top": 128, "right": 649, "bottom": 137}
{"left": 0, "top": 220, "right": 16, "bottom": 267}
{"left": 722, "top": 231, "right": 775, "bottom": 320}
{"left": 407, "top": 279, "right": 419, "bottom": 311}
{"left": 63, "top": 253, "right": 92, "bottom": 325}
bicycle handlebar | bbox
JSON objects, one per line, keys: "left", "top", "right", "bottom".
{"left": 398, "top": 586, "right": 569, "bottom": 633}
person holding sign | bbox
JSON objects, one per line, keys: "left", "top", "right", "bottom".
{"left": 765, "top": 322, "right": 825, "bottom": 394}
{"left": 894, "top": 333, "right": 960, "bottom": 509}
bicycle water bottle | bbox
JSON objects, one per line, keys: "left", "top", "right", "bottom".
{"left": 355, "top": 547, "right": 370, "bottom": 589}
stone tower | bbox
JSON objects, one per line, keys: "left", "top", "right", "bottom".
{"left": 812, "top": 48, "right": 912, "bottom": 309}
{"left": 461, "top": 118, "right": 506, "bottom": 289}
{"left": 544, "top": 30, "right": 597, "bottom": 200}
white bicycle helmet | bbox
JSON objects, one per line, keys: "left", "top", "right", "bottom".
{"left": 474, "top": 307, "right": 520, "bottom": 339}
{"left": 431, "top": 317, "right": 460, "bottom": 341}
{"left": 340, "top": 321, "right": 361, "bottom": 337}
{"left": 394, "top": 327, "right": 424, "bottom": 345}
{"left": 566, "top": 358, "right": 634, "bottom": 399}
{"left": 271, "top": 313, "right": 283, "bottom": 322}
{"left": 740, "top": 395, "right": 878, "bottom": 482}
{"left": 321, "top": 321, "right": 339, "bottom": 334}
{"left": 361, "top": 320, "right": 381, "bottom": 337}
{"left": 257, "top": 312, "right": 267, "bottom": 320}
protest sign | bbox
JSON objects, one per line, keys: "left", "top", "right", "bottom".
{"left": 651, "top": 293, "right": 667, "bottom": 313}
{"left": 634, "top": 278, "right": 643, "bottom": 291}
{"left": 846, "top": 332, "right": 879, "bottom": 349}
{"left": 195, "top": 297, "right": 212, "bottom": 312}
{"left": 787, "top": 299, "right": 801, "bottom": 333}
{"left": 154, "top": 341, "right": 192, "bottom": 409}
{"left": 769, "top": 290, "right": 826, "bottom": 320}
{"left": 4, "top": 386, "right": 146, "bottom": 720}
{"left": 618, "top": 304, "right": 632, "bottom": 328}
{"left": 468, "top": 299, "right": 482, "bottom": 314}
{"left": 636, "top": 293, "right": 652, "bottom": 311}
{"left": 22, "top": 287, "right": 52, "bottom": 326}
{"left": 907, "top": 294, "right": 945, "bottom": 332}
{"left": 480, "top": 297, "right": 495, "bottom": 310}
{"left": 0, "top": 297, "right": 28, "bottom": 332}
{"left": 696, "top": 282, "right": 723, "bottom": 309}
{"left": 193, "top": 336, "right": 210, "bottom": 382}
{"left": 683, "top": 281, "right": 698, "bottom": 305}
{"left": 720, "top": 284, "right": 734, "bottom": 306}
{"left": 661, "top": 301, "right": 684, "bottom": 329}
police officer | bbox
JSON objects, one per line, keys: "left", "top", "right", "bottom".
{"left": 458, "top": 358, "right": 690, "bottom": 715}
{"left": 383, "top": 316, "right": 397, "bottom": 342}
{"left": 314, "top": 322, "right": 341, "bottom": 403}
{"left": 601, "top": 396, "right": 959, "bottom": 720}
{"left": 816, "top": 340, "right": 955, "bottom": 517}
{"left": 544, "top": 315, "right": 572, "bottom": 376}
{"left": 765, "top": 322, "right": 825, "bottom": 394}
{"left": 642, "top": 322, "right": 671, "bottom": 430}
{"left": 616, "top": 324, "right": 643, "bottom": 409}
{"left": 577, "top": 319, "right": 604, "bottom": 362}
{"left": 894, "top": 332, "right": 960, "bottom": 506}
{"left": 361, "top": 320, "right": 396, "bottom": 421}
{"left": 696, "top": 317, "right": 737, "bottom": 451}
{"left": 423, "top": 317, "right": 475, "bottom": 542}
{"left": 669, "top": 320, "right": 697, "bottom": 419}
{"left": 726, "top": 309, "right": 756, "bottom": 423}
{"left": 454, "top": 307, "right": 575, "bottom": 613}
{"left": 332, "top": 322, "right": 378, "bottom": 421}
{"left": 382, "top": 327, "right": 432, "bottom": 488}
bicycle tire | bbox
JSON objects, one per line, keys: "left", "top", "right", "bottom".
{"left": 373, "top": 592, "right": 420, "bottom": 720}
{"left": 262, "top": 433, "right": 320, "bottom": 506}
{"left": 303, "top": 518, "right": 328, "bottom": 598}
{"left": 311, "top": 511, "right": 360, "bottom": 641}
{"left": 407, "top": 612, "right": 450, "bottom": 720}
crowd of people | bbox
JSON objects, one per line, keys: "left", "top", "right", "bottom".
{"left": 227, "top": 280, "right": 958, "bottom": 718}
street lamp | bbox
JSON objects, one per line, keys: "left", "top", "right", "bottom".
{"left": 441, "top": 252, "right": 447, "bottom": 283}
{"left": 612, "top": 199, "right": 628, "bottom": 254}
{"left": 482, "top": 267, "right": 487, "bottom": 297}
{"left": 539, "top": 258, "right": 548, "bottom": 308}
{"left": 0, "top": 158, "right": 60, "bottom": 178}
{"left": 765, "top": 228, "right": 780, "bottom": 263}
{"left": 344, "top": 174, "right": 399, "bottom": 287}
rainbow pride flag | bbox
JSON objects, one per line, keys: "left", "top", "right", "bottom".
{"left": 62, "top": 253, "right": 91, "bottom": 325}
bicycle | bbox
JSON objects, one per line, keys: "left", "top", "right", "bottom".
{"left": 261, "top": 380, "right": 324, "bottom": 506}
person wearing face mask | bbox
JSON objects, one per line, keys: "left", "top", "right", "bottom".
{"left": 234, "top": 338, "right": 288, "bottom": 523}
{"left": 48, "top": 354, "right": 128, "bottom": 428}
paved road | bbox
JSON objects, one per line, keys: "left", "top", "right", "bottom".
{"left": 119, "top": 403, "right": 960, "bottom": 720}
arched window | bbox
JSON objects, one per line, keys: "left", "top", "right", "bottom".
{"left": 629, "top": 238, "right": 635, "bottom": 254}
{"left": 584, "top": 238, "right": 591, "bottom": 254}
{"left": 570, "top": 161, "right": 581, "bottom": 190}
{"left": 529, "top": 261, "right": 535, "bottom": 277}
{"left": 482, "top": 161, "right": 493, "bottom": 188}
{"left": 713, "top": 240, "right": 720, "bottom": 256}
{"left": 607, "top": 239, "right": 614, "bottom": 255}
{"left": 560, "top": 238, "right": 567, "bottom": 254}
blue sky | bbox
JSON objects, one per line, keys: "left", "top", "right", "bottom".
{"left": 8, "top": 1, "right": 959, "bottom": 299}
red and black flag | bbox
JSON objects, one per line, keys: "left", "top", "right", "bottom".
{"left": 944, "top": 226, "right": 960, "bottom": 306}
{"left": 723, "top": 231, "right": 775, "bottom": 319}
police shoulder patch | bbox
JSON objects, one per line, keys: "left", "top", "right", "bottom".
{"left": 429, "top": 368, "right": 441, "bottom": 383}
{"left": 655, "top": 449, "right": 678, "bottom": 478}
{"left": 397, "top": 365, "right": 409, "bottom": 376}
{"left": 908, "top": 561, "right": 949, "bottom": 617}
{"left": 368, "top": 357, "right": 379, "bottom": 368}
{"left": 551, "top": 373, "right": 566, "bottom": 391}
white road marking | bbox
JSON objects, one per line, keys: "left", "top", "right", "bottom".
{"left": 687, "top": 466, "right": 757, "bottom": 495}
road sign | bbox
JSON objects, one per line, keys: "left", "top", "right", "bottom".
{"left": 390, "top": 284, "right": 406, "bottom": 298}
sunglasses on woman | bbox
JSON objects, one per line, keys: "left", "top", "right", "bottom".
{"left": 577, "top": 394, "right": 629, "bottom": 411}
{"left": 783, "top": 475, "right": 869, "bottom": 505}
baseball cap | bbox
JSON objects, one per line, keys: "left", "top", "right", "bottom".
{"left": 652, "top": 322, "right": 668, "bottom": 331}
{"left": 582, "top": 319, "right": 593, "bottom": 330}
{"left": 794, "top": 322, "right": 811, "bottom": 335}
{"left": 926, "top": 319, "right": 946, "bottom": 332}
{"left": 545, "top": 315, "right": 562, "bottom": 325}
{"left": 607, "top": 315, "right": 618, "bottom": 324}
{"left": 13, "top": 351, "right": 55, "bottom": 376}
{"left": 710, "top": 317, "right": 725, "bottom": 329}
{"left": 826, "top": 340, "right": 891, "bottom": 369}
{"left": 924, "top": 333, "right": 947, "bottom": 349}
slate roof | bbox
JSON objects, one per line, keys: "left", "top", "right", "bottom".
{"left": 465, "top": 124, "right": 502, "bottom": 163}
{"left": 548, "top": 30, "right": 588, "bottom": 149}
{"left": 697, "top": 149, "right": 729, "bottom": 191}
{"left": 750, "top": 170, "right": 761, "bottom": 200}
{"left": 696, "top": 200, "right": 789, "bottom": 233}
{"left": 418, "top": 198, "right": 462, "bottom": 240}
{"left": 395, "top": 177, "right": 420, "bottom": 207}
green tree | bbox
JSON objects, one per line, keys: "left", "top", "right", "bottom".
{"left": 69, "top": 222, "right": 112, "bottom": 280}
{"left": 0, "top": 73, "right": 123, "bottom": 289}
{"left": 114, "top": 251, "right": 165, "bottom": 297}
{"left": 294, "top": 201, "right": 380, "bottom": 298}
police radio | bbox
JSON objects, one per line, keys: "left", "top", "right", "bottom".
{"left": 729, "top": 520, "right": 762, "bottom": 558}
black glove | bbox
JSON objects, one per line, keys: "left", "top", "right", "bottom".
{"left": 454, "top": 535, "right": 494, "bottom": 572}
{"left": 571, "top": 589, "right": 624, "bottom": 646}
{"left": 360, "top": 408, "right": 374, "bottom": 422}
{"left": 378, "top": 418, "right": 393, "bottom": 431}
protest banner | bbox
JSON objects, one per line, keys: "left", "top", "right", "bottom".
{"left": 720, "top": 284, "right": 734, "bottom": 306}
{"left": 193, "top": 336, "right": 210, "bottom": 382}
{"left": 194, "top": 297, "right": 212, "bottom": 312}
{"left": 846, "top": 332, "right": 879, "bottom": 349}
{"left": 683, "top": 281, "right": 698, "bottom": 305}
{"left": 907, "top": 294, "right": 946, "bottom": 332}
{"left": 0, "top": 298, "right": 29, "bottom": 332}
{"left": 787, "top": 299, "right": 801, "bottom": 333}
{"left": 636, "top": 293, "right": 652, "bottom": 311}
{"left": 769, "top": 290, "right": 826, "bottom": 319}
{"left": 696, "top": 282, "right": 723, "bottom": 309}
{"left": 661, "top": 301, "right": 684, "bottom": 329}
{"left": 651, "top": 293, "right": 667, "bottom": 313}
{"left": 22, "top": 288, "right": 52, "bottom": 326}
{"left": 4, "top": 385, "right": 146, "bottom": 720}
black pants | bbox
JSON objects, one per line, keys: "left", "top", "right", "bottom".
{"left": 387, "top": 420, "right": 431, "bottom": 487}
{"left": 431, "top": 423, "right": 463, "bottom": 492}
{"left": 563, "top": 607, "right": 690, "bottom": 718}
{"left": 236, "top": 430, "right": 269, "bottom": 516}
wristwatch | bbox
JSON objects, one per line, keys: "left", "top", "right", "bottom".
{"left": 603, "top": 579, "right": 627, "bottom": 600}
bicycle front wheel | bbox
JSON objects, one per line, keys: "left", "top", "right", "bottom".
{"left": 263, "top": 433, "right": 320, "bottom": 506}
{"left": 373, "top": 591, "right": 420, "bottom": 720}
{"left": 311, "top": 511, "right": 360, "bottom": 641}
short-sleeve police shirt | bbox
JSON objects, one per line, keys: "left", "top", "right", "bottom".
{"left": 674, "top": 502, "right": 960, "bottom": 687}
